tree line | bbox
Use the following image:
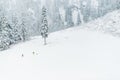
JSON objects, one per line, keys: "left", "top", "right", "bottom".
{"left": 0, "top": 0, "right": 120, "bottom": 50}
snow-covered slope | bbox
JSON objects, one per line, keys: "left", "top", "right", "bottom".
{"left": 83, "top": 10, "right": 120, "bottom": 37}
{"left": 0, "top": 25, "right": 120, "bottom": 80}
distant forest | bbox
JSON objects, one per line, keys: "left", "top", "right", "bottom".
{"left": 0, "top": 0, "right": 120, "bottom": 50}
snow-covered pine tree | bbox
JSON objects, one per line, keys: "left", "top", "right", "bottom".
{"left": 65, "top": 6, "right": 74, "bottom": 27}
{"left": 0, "top": 16, "right": 11, "bottom": 50}
{"left": 20, "top": 20, "right": 28, "bottom": 42}
{"left": 11, "top": 15, "right": 21, "bottom": 43}
{"left": 41, "top": 7, "right": 48, "bottom": 45}
{"left": 52, "top": 8, "right": 64, "bottom": 31}
{"left": 117, "top": 0, "right": 120, "bottom": 9}
{"left": 50, "top": 0, "right": 64, "bottom": 32}
{"left": 20, "top": 13, "right": 28, "bottom": 42}
{"left": 77, "top": 13, "right": 81, "bottom": 25}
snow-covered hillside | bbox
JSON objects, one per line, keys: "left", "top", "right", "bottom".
{"left": 1, "top": 24, "right": 120, "bottom": 80}
{"left": 83, "top": 10, "right": 120, "bottom": 37}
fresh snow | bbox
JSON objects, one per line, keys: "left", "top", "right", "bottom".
{"left": 0, "top": 26, "right": 120, "bottom": 80}
{"left": 1, "top": 10, "right": 120, "bottom": 80}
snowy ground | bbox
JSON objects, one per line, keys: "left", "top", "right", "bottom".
{"left": 1, "top": 10, "right": 120, "bottom": 80}
{"left": 0, "top": 26, "right": 120, "bottom": 80}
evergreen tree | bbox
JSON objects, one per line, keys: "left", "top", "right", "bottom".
{"left": 52, "top": 9, "right": 64, "bottom": 31}
{"left": 20, "top": 13, "right": 28, "bottom": 42}
{"left": 77, "top": 13, "right": 81, "bottom": 25}
{"left": 20, "top": 20, "right": 28, "bottom": 42}
{"left": 0, "top": 16, "right": 11, "bottom": 50}
{"left": 65, "top": 7, "right": 74, "bottom": 27}
{"left": 11, "top": 15, "right": 21, "bottom": 43}
{"left": 40, "top": 7, "right": 48, "bottom": 45}
{"left": 117, "top": 0, "right": 120, "bottom": 9}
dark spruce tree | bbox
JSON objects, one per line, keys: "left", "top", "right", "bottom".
{"left": 41, "top": 7, "right": 48, "bottom": 45}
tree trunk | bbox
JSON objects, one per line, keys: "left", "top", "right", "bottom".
{"left": 44, "top": 38, "right": 46, "bottom": 45}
